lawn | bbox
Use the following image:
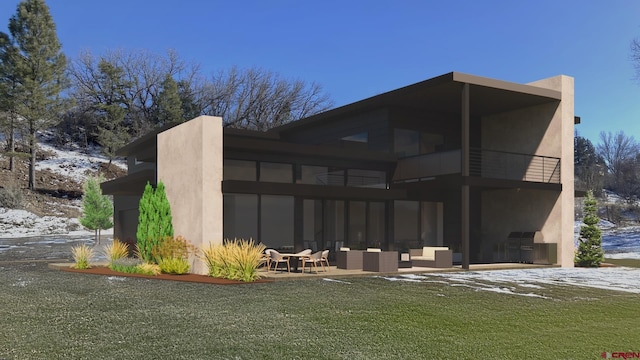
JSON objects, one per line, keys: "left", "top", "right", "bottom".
{"left": 1, "top": 262, "right": 639, "bottom": 359}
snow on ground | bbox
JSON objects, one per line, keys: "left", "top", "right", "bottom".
{"left": 380, "top": 267, "right": 640, "bottom": 298}
{"left": 1, "top": 132, "right": 123, "bottom": 237}
{"left": 1, "top": 133, "right": 640, "bottom": 297}
{"left": 36, "top": 136, "right": 126, "bottom": 183}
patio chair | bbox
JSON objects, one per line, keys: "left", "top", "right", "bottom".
{"left": 269, "top": 250, "right": 291, "bottom": 272}
{"left": 261, "top": 249, "right": 273, "bottom": 271}
{"left": 300, "top": 251, "right": 324, "bottom": 273}
{"left": 321, "top": 249, "right": 330, "bottom": 269}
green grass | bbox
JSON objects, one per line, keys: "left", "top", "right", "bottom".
{"left": 1, "top": 263, "right": 639, "bottom": 359}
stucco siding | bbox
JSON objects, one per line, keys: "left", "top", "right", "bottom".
{"left": 157, "top": 116, "right": 223, "bottom": 274}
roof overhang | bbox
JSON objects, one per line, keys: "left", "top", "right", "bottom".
{"left": 272, "top": 71, "right": 562, "bottom": 135}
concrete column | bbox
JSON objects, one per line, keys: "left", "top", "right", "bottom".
{"left": 528, "top": 76, "right": 575, "bottom": 267}
{"left": 157, "top": 116, "right": 223, "bottom": 274}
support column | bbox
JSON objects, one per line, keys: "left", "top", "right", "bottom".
{"left": 461, "top": 83, "right": 470, "bottom": 270}
{"left": 157, "top": 116, "right": 223, "bottom": 275}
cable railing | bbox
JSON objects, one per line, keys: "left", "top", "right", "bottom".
{"left": 469, "top": 148, "right": 560, "bottom": 184}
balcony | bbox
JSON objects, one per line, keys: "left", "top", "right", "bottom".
{"left": 392, "top": 148, "right": 560, "bottom": 184}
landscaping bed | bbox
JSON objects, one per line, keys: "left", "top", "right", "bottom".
{"left": 58, "top": 265, "right": 274, "bottom": 285}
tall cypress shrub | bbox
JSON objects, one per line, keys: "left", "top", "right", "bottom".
{"left": 575, "top": 190, "right": 604, "bottom": 267}
{"left": 136, "top": 181, "right": 174, "bottom": 263}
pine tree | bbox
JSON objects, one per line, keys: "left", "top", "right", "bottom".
{"left": 136, "top": 181, "right": 173, "bottom": 263}
{"left": 156, "top": 74, "right": 184, "bottom": 126}
{"left": 79, "top": 176, "right": 113, "bottom": 245}
{"left": 2, "top": 0, "right": 68, "bottom": 190}
{"left": 575, "top": 190, "right": 604, "bottom": 267}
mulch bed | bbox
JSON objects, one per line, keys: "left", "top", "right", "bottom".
{"left": 60, "top": 266, "right": 274, "bottom": 285}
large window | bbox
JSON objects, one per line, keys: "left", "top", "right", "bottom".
{"left": 421, "top": 202, "right": 443, "bottom": 246}
{"left": 300, "top": 165, "right": 328, "bottom": 185}
{"left": 394, "top": 129, "right": 445, "bottom": 157}
{"left": 394, "top": 129, "right": 420, "bottom": 157}
{"left": 259, "top": 162, "right": 293, "bottom": 183}
{"left": 368, "top": 202, "right": 385, "bottom": 248}
{"left": 393, "top": 200, "right": 419, "bottom": 249}
{"left": 303, "top": 199, "right": 323, "bottom": 251}
{"left": 261, "top": 195, "right": 294, "bottom": 250}
{"left": 348, "top": 201, "right": 366, "bottom": 249}
{"left": 224, "top": 159, "right": 256, "bottom": 181}
{"left": 325, "top": 200, "right": 345, "bottom": 250}
{"left": 347, "top": 169, "right": 386, "bottom": 188}
{"left": 223, "top": 194, "right": 258, "bottom": 241}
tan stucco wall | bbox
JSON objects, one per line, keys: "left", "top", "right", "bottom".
{"left": 157, "top": 116, "right": 223, "bottom": 274}
{"left": 480, "top": 76, "right": 575, "bottom": 267}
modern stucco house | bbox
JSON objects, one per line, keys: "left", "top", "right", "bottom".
{"left": 101, "top": 72, "right": 575, "bottom": 274}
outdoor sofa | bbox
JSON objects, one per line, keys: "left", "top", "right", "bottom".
{"left": 409, "top": 246, "right": 453, "bottom": 268}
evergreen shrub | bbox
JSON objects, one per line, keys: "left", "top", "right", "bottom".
{"left": 575, "top": 190, "right": 605, "bottom": 267}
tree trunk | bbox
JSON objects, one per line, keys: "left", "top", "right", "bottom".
{"left": 98, "top": 228, "right": 101, "bottom": 245}
{"left": 94, "top": 229, "right": 98, "bottom": 245}
{"left": 28, "top": 126, "right": 36, "bottom": 191}
{"left": 8, "top": 112, "right": 15, "bottom": 172}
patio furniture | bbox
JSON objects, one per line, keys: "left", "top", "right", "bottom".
{"left": 301, "top": 251, "right": 324, "bottom": 273}
{"left": 262, "top": 249, "right": 273, "bottom": 271}
{"left": 320, "top": 250, "right": 330, "bottom": 268}
{"left": 409, "top": 246, "right": 452, "bottom": 268}
{"left": 336, "top": 248, "right": 364, "bottom": 270}
{"left": 269, "top": 250, "right": 291, "bottom": 272}
{"left": 398, "top": 252, "right": 412, "bottom": 268}
{"left": 363, "top": 250, "right": 398, "bottom": 272}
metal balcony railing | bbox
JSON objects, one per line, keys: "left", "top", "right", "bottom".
{"left": 392, "top": 148, "right": 561, "bottom": 184}
{"left": 469, "top": 148, "right": 560, "bottom": 184}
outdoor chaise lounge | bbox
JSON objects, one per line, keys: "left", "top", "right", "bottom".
{"left": 409, "top": 246, "right": 453, "bottom": 268}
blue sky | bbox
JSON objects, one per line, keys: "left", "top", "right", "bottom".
{"left": 1, "top": 0, "right": 639, "bottom": 144}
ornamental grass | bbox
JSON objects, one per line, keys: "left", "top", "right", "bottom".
{"left": 101, "top": 239, "right": 130, "bottom": 265}
{"left": 71, "top": 243, "right": 94, "bottom": 269}
{"left": 201, "top": 238, "right": 266, "bottom": 282}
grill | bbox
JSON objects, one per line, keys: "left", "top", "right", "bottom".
{"left": 506, "top": 231, "right": 543, "bottom": 263}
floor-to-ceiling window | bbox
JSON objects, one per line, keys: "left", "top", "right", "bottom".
{"left": 303, "top": 199, "right": 323, "bottom": 251}
{"left": 223, "top": 194, "right": 258, "bottom": 241}
{"left": 368, "top": 202, "right": 386, "bottom": 248}
{"left": 348, "top": 201, "right": 366, "bottom": 249}
{"left": 421, "top": 202, "right": 443, "bottom": 246}
{"left": 261, "top": 195, "right": 294, "bottom": 250}
{"left": 324, "top": 200, "right": 345, "bottom": 251}
{"left": 393, "top": 200, "right": 419, "bottom": 250}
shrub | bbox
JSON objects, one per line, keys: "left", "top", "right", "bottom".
{"left": 158, "top": 257, "right": 190, "bottom": 275}
{"left": 201, "top": 239, "right": 266, "bottom": 282}
{"left": 136, "top": 181, "right": 174, "bottom": 263}
{"left": 71, "top": 244, "right": 94, "bottom": 269}
{"left": 575, "top": 190, "right": 604, "bottom": 267}
{"left": 109, "top": 257, "right": 142, "bottom": 273}
{"left": 0, "top": 178, "right": 23, "bottom": 209}
{"left": 101, "top": 239, "right": 130, "bottom": 265}
{"left": 151, "top": 235, "right": 196, "bottom": 264}
{"left": 135, "top": 263, "right": 161, "bottom": 276}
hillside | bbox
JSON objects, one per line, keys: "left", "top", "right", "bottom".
{"left": 0, "top": 133, "right": 126, "bottom": 220}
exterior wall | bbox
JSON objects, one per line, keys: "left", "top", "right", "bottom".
{"left": 157, "top": 116, "right": 223, "bottom": 274}
{"left": 480, "top": 76, "right": 574, "bottom": 267}
{"left": 113, "top": 195, "right": 141, "bottom": 248}
{"left": 481, "top": 189, "right": 560, "bottom": 259}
